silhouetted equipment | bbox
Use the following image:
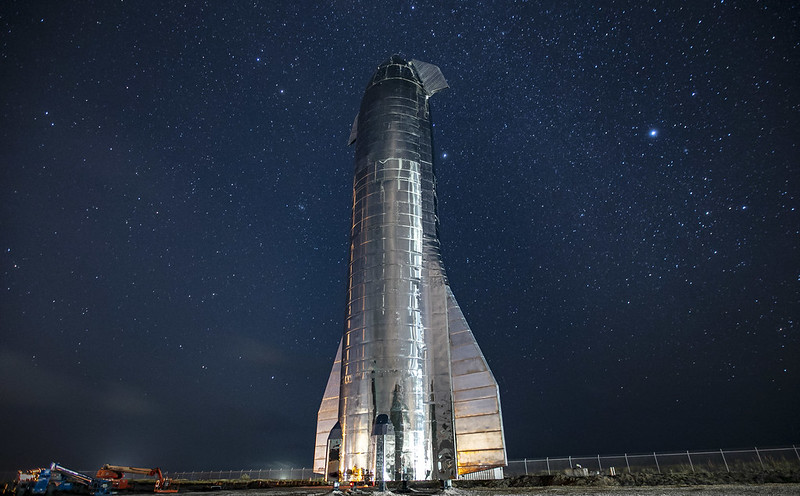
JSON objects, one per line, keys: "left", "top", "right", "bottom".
{"left": 95, "top": 465, "right": 178, "bottom": 493}
{"left": 16, "top": 463, "right": 112, "bottom": 496}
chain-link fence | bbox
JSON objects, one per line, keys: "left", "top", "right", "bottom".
{"left": 163, "top": 467, "right": 322, "bottom": 481}
{"left": 163, "top": 446, "right": 800, "bottom": 481}
{"left": 4, "top": 446, "right": 798, "bottom": 483}
{"left": 505, "top": 446, "right": 800, "bottom": 476}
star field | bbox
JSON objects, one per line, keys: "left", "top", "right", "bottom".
{"left": 1, "top": 1, "right": 798, "bottom": 473}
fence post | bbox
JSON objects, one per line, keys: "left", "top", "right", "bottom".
{"left": 546, "top": 457, "right": 551, "bottom": 475}
{"left": 687, "top": 450, "right": 694, "bottom": 473}
{"left": 624, "top": 453, "right": 630, "bottom": 473}
{"left": 755, "top": 447, "right": 764, "bottom": 470}
{"left": 653, "top": 452, "right": 661, "bottom": 474}
{"left": 720, "top": 449, "right": 730, "bottom": 473}
{"left": 597, "top": 454, "right": 602, "bottom": 471}
{"left": 523, "top": 458, "right": 528, "bottom": 475}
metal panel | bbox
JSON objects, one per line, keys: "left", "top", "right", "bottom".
{"left": 454, "top": 397, "right": 502, "bottom": 417}
{"left": 452, "top": 371, "right": 495, "bottom": 391}
{"left": 450, "top": 413, "right": 503, "bottom": 434}
{"left": 457, "top": 450, "right": 508, "bottom": 472}
{"left": 446, "top": 286, "right": 507, "bottom": 474}
{"left": 455, "top": 431, "right": 506, "bottom": 452}
{"left": 451, "top": 357, "right": 491, "bottom": 377}
{"left": 453, "top": 386, "right": 497, "bottom": 402}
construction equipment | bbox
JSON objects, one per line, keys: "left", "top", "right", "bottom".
{"left": 94, "top": 466, "right": 177, "bottom": 493}
{"left": 17, "top": 463, "right": 112, "bottom": 496}
{"left": 13, "top": 468, "right": 43, "bottom": 496}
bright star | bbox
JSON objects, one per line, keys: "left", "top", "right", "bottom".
{"left": 649, "top": 129, "right": 658, "bottom": 137}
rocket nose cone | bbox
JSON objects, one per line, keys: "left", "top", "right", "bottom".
{"left": 379, "top": 54, "right": 408, "bottom": 67}
{"left": 366, "top": 55, "right": 420, "bottom": 90}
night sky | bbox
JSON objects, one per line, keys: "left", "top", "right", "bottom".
{"left": 2, "top": 1, "right": 798, "bottom": 474}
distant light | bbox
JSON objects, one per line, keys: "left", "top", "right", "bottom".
{"left": 649, "top": 129, "right": 658, "bottom": 137}
{"left": 442, "top": 152, "right": 448, "bottom": 159}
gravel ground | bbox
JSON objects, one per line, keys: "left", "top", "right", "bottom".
{"left": 171, "top": 486, "right": 800, "bottom": 496}
{"left": 453, "top": 485, "right": 800, "bottom": 495}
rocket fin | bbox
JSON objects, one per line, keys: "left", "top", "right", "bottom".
{"left": 423, "top": 258, "right": 457, "bottom": 480}
{"left": 348, "top": 113, "right": 359, "bottom": 145}
{"left": 410, "top": 59, "right": 449, "bottom": 96}
{"left": 446, "top": 285, "right": 507, "bottom": 475}
{"left": 313, "top": 339, "right": 342, "bottom": 474}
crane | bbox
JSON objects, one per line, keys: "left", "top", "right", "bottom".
{"left": 26, "top": 463, "right": 112, "bottom": 496}
{"left": 95, "top": 465, "right": 178, "bottom": 493}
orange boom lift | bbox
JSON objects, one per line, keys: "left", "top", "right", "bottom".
{"left": 95, "top": 465, "right": 178, "bottom": 493}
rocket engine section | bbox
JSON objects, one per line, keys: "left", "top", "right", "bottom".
{"left": 313, "top": 56, "right": 506, "bottom": 482}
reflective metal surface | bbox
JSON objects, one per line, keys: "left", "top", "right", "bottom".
{"left": 313, "top": 339, "right": 341, "bottom": 476}
{"left": 447, "top": 286, "right": 507, "bottom": 474}
{"left": 315, "top": 56, "right": 505, "bottom": 481}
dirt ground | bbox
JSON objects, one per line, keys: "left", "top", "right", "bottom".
{"left": 168, "top": 486, "right": 800, "bottom": 496}
{"left": 448, "top": 485, "right": 800, "bottom": 495}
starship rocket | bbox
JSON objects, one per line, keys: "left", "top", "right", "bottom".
{"left": 314, "top": 55, "right": 506, "bottom": 483}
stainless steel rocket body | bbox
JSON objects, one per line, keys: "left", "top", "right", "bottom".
{"left": 314, "top": 56, "right": 506, "bottom": 482}
{"left": 342, "top": 56, "right": 435, "bottom": 481}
